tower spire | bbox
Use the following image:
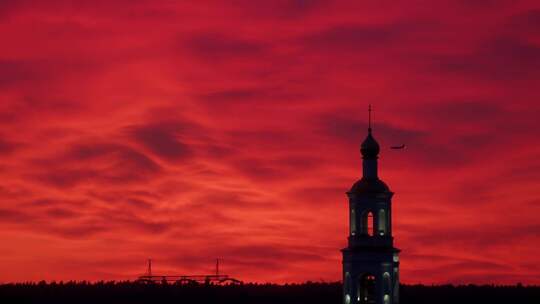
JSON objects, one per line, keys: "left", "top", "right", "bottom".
{"left": 360, "top": 104, "right": 380, "bottom": 161}
{"left": 368, "top": 104, "right": 372, "bottom": 131}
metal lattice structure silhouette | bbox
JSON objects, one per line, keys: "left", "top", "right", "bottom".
{"left": 136, "top": 259, "right": 242, "bottom": 285}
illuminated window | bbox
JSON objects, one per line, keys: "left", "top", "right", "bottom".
{"left": 378, "top": 209, "right": 386, "bottom": 235}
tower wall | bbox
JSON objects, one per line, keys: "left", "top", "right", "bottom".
{"left": 342, "top": 124, "right": 400, "bottom": 304}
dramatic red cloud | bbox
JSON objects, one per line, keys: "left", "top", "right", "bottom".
{"left": 0, "top": 1, "right": 539, "bottom": 284}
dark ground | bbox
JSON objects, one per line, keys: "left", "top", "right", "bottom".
{"left": 1, "top": 281, "right": 538, "bottom": 304}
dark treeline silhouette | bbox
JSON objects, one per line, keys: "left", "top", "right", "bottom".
{"left": 1, "top": 281, "right": 538, "bottom": 304}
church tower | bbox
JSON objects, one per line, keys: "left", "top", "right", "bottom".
{"left": 342, "top": 106, "right": 400, "bottom": 304}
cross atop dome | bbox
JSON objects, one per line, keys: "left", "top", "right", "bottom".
{"left": 361, "top": 105, "right": 380, "bottom": 160}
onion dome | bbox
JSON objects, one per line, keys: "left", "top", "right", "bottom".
{"left": 360, "top": 128, "right": 380, "bottom": 159}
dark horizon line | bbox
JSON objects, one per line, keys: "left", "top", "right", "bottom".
{"left": 0, "top": 280, "right": 537, "bottom": 287}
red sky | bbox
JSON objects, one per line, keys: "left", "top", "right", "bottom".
{"left": 1, "top": 0, "right": 539, "bottom": 285}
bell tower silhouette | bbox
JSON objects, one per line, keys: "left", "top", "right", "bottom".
{"left": 342, "top": 105, "right": 400, "bottom": 304}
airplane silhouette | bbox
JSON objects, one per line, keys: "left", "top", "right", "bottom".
{"left": 390, "top": 144, "right": 405, "bottom": 149}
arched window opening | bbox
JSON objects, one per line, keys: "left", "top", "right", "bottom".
{"left": 344, "top": 272, "right": 351, "bottom": 304}
{"left": 350, "top": 209, "right": 356, "bottom": 236}
{"left": 383, "top": 272, "right": 391, "bottom": 294}
{"left": 358, "top": 274, "right": 376, "bottom": 304}
{"left": 361, "top": 211, "right": 375, "bottom": 236}
{"left": 378, "top": 209, "right": 386, "bottom": 236}
{"left": 393, "top": 268, "right": 400, "bottom": 302}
